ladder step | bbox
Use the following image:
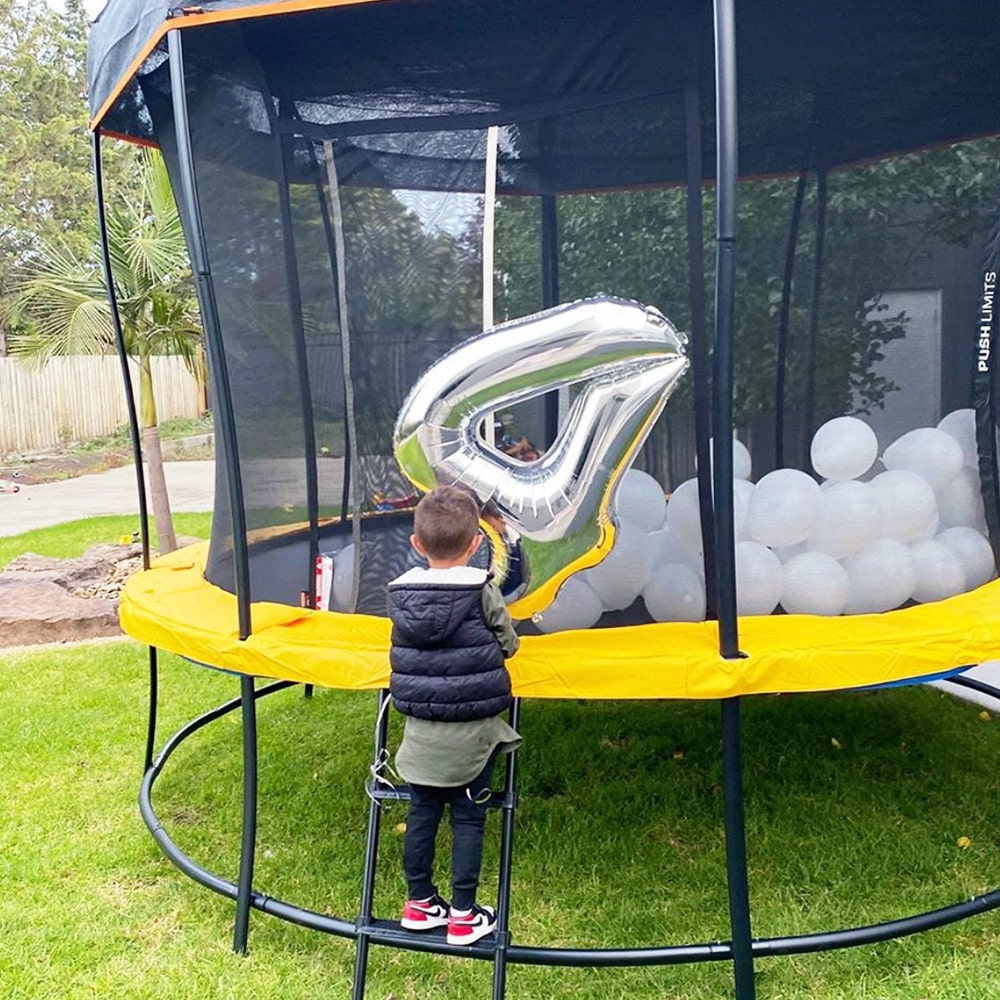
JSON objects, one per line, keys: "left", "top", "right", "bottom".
{"left": 360, "top": 917, "right": 499, "bottom": 957}
{"left": 366, "top": 781, "right": 513, "bottom": 810}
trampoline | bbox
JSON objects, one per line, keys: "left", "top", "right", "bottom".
{"left": 87, "top": 1, "right": 1000, "bottom": 997}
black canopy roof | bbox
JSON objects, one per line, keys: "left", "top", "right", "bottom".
{"left": 88, "top": 0, "right": 1000, "bottom": 189}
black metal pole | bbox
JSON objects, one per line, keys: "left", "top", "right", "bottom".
{"left": 233, "top": 674, "right": 259, "bottom": 953}
{"left": 167, "top": 28, "right": 253, "bottom": 639}
{"left": 541, "top": 192, "right": 560, "bottom": 448}
{"left": 722, "top": 698, "right": 754, "bottom": 998}
{"left": 973, "top": 166, "right": 1000, "bottom": 562}
{"left": 802, "top": 169, "right": 827, "bottom": 472}
{"left": 311, "top": 155, "right": 354, "bottom": 522}
{"left": 93, "top": 129, "right": 162, "bottom": 773}
{"left": 263, "top": 96, "right": 321, "bottom": 605}
{"left": 712, "top": 2, "right": 755, "bottom": 998}
{"left": 683, "top": 24, "right": 717, "bottom": 616}
{"left": 711, "top": 0, "right": 740, "bottom": 659}
{"left": 775, "top": 171, "right": 808, "bottom": 469}
{"left": 353, "top": 689, "right": 393, "bottom": 1000}
{"left": 93, "top": 129, "right": 151, "bottom": 566}
{"left": 491, "top": 697, "right": 522, "bottom": 1000}
{"left": 143, "top": 653, "right": 159, "bottom": 774}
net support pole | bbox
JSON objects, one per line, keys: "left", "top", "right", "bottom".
{"left": 802, "top": 169, "right": 828, "bottom": 472}
{"left": 774, "top": 171, "right": 808, "bottom": 468}
{"left": 974, "top": 168, "right": 1000, "bottom": 560}
{"left": 711, "top": 0, "right": 741, "bottom": 658}
{"left": 322, "top": 143, "right": 363, "bottom": 609}
{"left": 93, "top": 128, "right": 160, "bottom": 773}
{"left": 167, "top": 28, "right": 253, "bottom": 639}
{"left": 712, "top": 2, "right": 756, "bottom": 998}
{"left": 483, "top": 125, "right": 499, "bottom": 331}
{"left": 263, "top": 97, "right": 320, "bottom": 606}
{"left": 683, "top": 19, "right": 717, "bottom": 615}
{"left": 483, "top": 125, "right": 500, "bottom": 445}
{"left": 541, "top": 192, "right": 561, "bottom": 447}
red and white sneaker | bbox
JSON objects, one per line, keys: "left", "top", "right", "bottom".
{"left": 446, "top": 903, "right": 496, "bottom": 946}
{"left": 400, "top": 893, "right": 450, "bottom": 931}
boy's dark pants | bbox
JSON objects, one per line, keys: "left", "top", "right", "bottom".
{"left": 403, "top": 756, "right": 496, "bottom": 910}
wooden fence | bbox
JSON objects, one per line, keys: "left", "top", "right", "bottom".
{"left": 0, "top": 355, "right": 202, "bottom": 456}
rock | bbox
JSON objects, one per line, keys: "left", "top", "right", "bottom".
{"left": 0, "top": 543, "right": 144, "bottom": 648}
{"left": 0, "top": 577, "right": 120, "bottom": 647}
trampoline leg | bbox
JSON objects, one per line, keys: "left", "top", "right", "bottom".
{"left": 144, "top": 647, "right": 159, "bottom": 774}
{"left": 353, "top": 689, "right": 392, "bottom": 1000}
{"left": 491, "top": 698, "right": 521, "bottom": 1000}
{"left": 722, "top": 697, "right": 755, "bottom": 1000}
{"left": 233, "top": 675, "right": 259, "bottom": 953}
{"left": 304, "top": 684, "right": 314, "bottom": 700}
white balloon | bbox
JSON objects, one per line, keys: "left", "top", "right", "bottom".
{"left": 780, "top": 552, "right": 850, "bottom": 616}
{"left": 699, "top": 436, "right": 753, "bottom": 480}
{"left": 883, "top": 427, "right": 964, "bottom": 491}
{"left": 807, "top": 480, "right": 879, "bottom": 559}
{"left": 735, "top": 541, "right": 783, "bottom": 616}
{"left": 869, "top": 470, "right": 938, "bottom": 542}
{"left": 747, "top": 469, "right": 823, "bottom": 547}
{"left": 810, "top": 416, "right": 879, "bottom": 481}
{"left": 936, "top": 466, "right": 987, "bottom": 531}
{"left": 664, "top": 477, "right": 753, "bottom": 555}
{"left": 773, "top": 541, "right": 807, "bottom": 562}
{"left": 909, "top": 540, "right": 967, "bottom": 604}
{"left": 583, "top": 521, "right": 653, "bottom": 611}
{"left": 664, "top": 478, "right": 704, "bottom": 556}
{"left": 331, "top": 543, "right": 356, "bottom": 611}
{"left": 842, "top": 539, "right": 916, "bottom": 614}
{"left": 732, "top": 438, "right": 753, "bottom": 481}
{"left": 937, "top": 408, "right": 978, "bottom": 469}
{"left": 646, "top": 528, "right": 704, "bottom": 578}
{"left": 937, "top": 526, "right": 996, "bottom": 590}
{"left": 643, "top": 563, "right": 707, "bottom": 622}
{"left": 613, "top": 468, "right": 667, "bottom": 533}
{"left": 533, "top": 575, "right": 605, "bottom": 632}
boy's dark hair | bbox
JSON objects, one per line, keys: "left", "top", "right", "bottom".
{"left": 413, "top": 486, "right": 480, "bottom": 559}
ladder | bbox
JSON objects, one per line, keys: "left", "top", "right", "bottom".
{"left": 352, "top": 690, "right": 522, "bottom": 1000}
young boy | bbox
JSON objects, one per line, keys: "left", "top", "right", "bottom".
{"left": 388, "top": 486, "right": 521, "bottom": 946}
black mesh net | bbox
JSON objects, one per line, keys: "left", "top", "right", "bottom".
{"left": 136, "top": 1, "right": 1000, "bottom": 629}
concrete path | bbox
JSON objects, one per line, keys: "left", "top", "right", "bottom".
{"left": 0, "top": 461, "right": 215, "bottom": 538}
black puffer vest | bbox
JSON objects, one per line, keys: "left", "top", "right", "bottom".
{"left": 388, "top": 570, "right": 511, "bottom": 722}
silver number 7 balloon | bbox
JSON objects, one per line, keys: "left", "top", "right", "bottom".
{"left": 394, "top": 295, "right": 689, "bottom": 618}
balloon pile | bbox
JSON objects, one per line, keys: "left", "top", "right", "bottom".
{"left": 532, "top": 410, "right": 997, "bottom": 632}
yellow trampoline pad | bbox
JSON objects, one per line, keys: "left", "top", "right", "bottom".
{"left": 120, "top": 542, "right": 1000, "bottom": 700}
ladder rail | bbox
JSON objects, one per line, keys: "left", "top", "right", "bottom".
{"left": 354, "top": 691, "right": 522, "bottom": 999}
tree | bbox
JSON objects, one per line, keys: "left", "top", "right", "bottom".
{"left": 493, "top": 137, "right": 1000, "bottom": 481}
{"left": 0, "top": 0, "right": 137, "bottom": 353}
{"left": 10, "top": 150, "right": 201, "bottom": 554}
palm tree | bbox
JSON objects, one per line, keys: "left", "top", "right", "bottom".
{"left": 10, "top": 149, "right": 202, "bottom": 553}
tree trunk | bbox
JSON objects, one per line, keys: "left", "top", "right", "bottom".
{"left": 143, "top": 424, "right": 177, "bottom": 554}
{"left": 138, "top": 355, "right": 177, "bottom": 554}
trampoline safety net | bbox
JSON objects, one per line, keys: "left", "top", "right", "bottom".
{"left": 117, "top": 0, "right": 1000, "bottom": 631}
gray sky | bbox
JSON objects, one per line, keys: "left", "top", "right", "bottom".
{"left": 47, "top": 0, "right": 108, "bottom": 20}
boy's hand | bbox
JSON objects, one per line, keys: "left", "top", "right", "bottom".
{"left": 480, "top": 500, "right": 506, "bottom": 533}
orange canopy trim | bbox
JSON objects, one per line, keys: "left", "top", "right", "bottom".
{"left": 119, "top": 542, "right": 1000, "bottom": 700}
{"left": 89, "top": 0, "right": 391, "bottom": 134}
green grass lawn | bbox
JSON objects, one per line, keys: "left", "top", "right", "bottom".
{"left": 2, "top": 521, "right": 1000, "bottom": 998}
{"left": 0, "top": 513, "right": 213, "bottom": 569}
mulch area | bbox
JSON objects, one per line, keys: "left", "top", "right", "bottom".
{"left": 2, "top": 450, "right": 132, "bottom": 487}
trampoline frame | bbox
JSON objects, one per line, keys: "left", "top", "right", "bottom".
{"left": 89, "top": 2, "right": 1000, "bottom": 997}
{"left": 136, "top": 667, "right": 1000, "bottom": 1000}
